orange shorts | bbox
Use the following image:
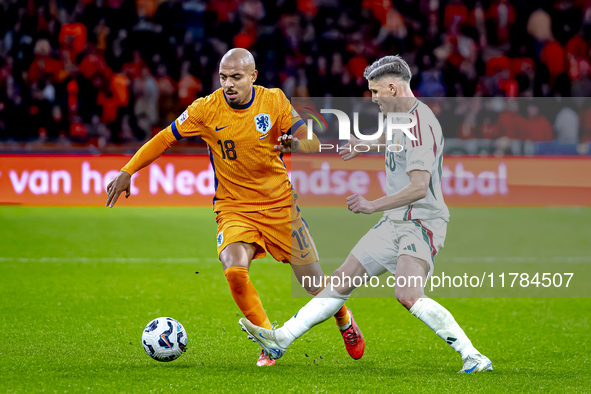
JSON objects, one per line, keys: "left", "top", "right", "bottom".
{"left": 215, "top": 204, "right": 318, "bottom": 266}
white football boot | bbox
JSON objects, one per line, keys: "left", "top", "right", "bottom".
{"left": 239, "top": 318, "right": 286, "bottom": 360}
{"left": 458, "top": 353, "right": 493, "bottom": 373}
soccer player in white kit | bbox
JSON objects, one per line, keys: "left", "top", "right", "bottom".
{"left": 239, "top": 55, "right": 493, "bottom": 373}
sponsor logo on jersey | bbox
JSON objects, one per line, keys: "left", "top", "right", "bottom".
{"left": 403, "top": 244, "right": 417, "bottom": 252}
{"left": 410, "top": 160, "right": 425, "bottom": 167}
{"left": 177, "top": 110, "right": 189, "bottom": 125}
{"left": 254, "top": 113, "right": 272, "bottom": 133}
{"left": 217, "top": 231, "right": 224, "bottom": 247}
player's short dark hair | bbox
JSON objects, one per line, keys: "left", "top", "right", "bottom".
{"left": 363, "top": 55, "right": 412, "bottom": 83}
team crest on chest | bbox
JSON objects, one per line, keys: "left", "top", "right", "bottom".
{"left": 254, "top": 113, "right": 272, "bottom": 134}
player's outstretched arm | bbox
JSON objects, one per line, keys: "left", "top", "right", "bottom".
{"left": 105, "top": 128, "right": 178, "bottom": 207}
{"left": 347, "top": 170, "right": 430, "bottom": 214}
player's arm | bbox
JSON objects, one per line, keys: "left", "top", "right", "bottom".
{"left": 106, "top": 103, "right": 203, "bottom": 207}
{"left": 347, "top": 122, "right": 436, "bottom": 214}
{"left": 347, "top": 170, "right": 430, "bottom": 214}
{"left": 105, "top": 127, "right": 179, "bottom": 207}
{"left": 275, "top": 105, "right": 320, "bottom": 154}
{"left": 290, "top": 110, "right": 320, "bottom": 154}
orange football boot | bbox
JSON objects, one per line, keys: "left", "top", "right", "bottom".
{"left": 256, "top": 349, "right": 276, "bottom": 366}
{"left": 340, "top": 308, "right": 365, "bottom": 360}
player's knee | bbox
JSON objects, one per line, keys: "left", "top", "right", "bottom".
{"left": 220, "top": 244, "right": 253, "bottom": 270}
{"left": 220, "top": 254, "right": 249, "bottom": 271}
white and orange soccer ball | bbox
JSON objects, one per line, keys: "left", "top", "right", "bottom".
{"left": 141, "top": 317, "right": 187, "bottom": 362}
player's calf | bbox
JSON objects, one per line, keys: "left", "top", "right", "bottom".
{"left": 395, "top": 294, "right": 422, "bottom": 310}
{"left": 292, "top": 262, "right": 327, "bottom": 295}
{"left": 394, "top": 255, "right": 429, "bottom": 310}
{"left": 409, "top": 297, "right": 492, "bottom": 371}
{"left": 293, "top": 265, "right": 365, "bottom": 359}
{"left": 394, "top": 276, "right": 426, "bottom": 310}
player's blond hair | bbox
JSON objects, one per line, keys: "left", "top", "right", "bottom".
{"left": 363, "top": 55, "right": 412, "bottom": 83}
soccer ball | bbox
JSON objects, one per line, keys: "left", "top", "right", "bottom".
{"left": 141, "top": 317, "right": 187, "bottom": 362}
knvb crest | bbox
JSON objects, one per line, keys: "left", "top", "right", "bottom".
{"left": 254, "top": 113, "right": 272, "bottom": 134}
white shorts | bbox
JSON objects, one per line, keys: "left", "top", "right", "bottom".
{"left": 351, "top": 217, "right": 447, "bottom": 281}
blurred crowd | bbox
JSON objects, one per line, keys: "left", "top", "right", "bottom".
{"left": 427, "top": 97, "right": 591, "bottom": 155}
{"left": 1, "top": 0, "right": 591, "bottom": 153}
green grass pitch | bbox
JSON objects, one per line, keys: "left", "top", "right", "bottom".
{"left": 0, "top": 206, "right": 589, "bottom": 393}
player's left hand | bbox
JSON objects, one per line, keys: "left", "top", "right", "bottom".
{"left": 347, "top": 194, "right": 375, "bottom": 214}
{"left": 274, "top": 134, "right": 300, "bottom": 153}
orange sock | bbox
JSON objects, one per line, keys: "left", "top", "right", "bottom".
{"left": 224, "top": 266, "right": 272, "bottom": 330}
{"left": 334, "top": 304, "right": 350, "bottom": 327}
{"left": 306, "top": 275, "right": 351, "bottom": 327}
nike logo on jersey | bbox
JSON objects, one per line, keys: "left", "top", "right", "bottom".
{"left": 300, "top": 251, "right": 310, "bottom": 258}
{"left": 216, "top": 125, "right": 229, "bottom": 131}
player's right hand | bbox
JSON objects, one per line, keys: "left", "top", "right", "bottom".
{"left": 339, "top": 135, "right": 362, "bottom": 161}
{"left": 105, "top": 171, "right": 131, "bottom": 208}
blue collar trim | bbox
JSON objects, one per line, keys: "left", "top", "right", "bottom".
{"left": 224, "top": 87, "right": 255, "bottom": 110}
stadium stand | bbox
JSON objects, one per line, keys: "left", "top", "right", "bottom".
{"left": 0, "top": 0, "right": 590, "bottom": 155}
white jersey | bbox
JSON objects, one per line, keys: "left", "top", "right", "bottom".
{"left": 384, "top": 100, "right": 450, "bottom": 222}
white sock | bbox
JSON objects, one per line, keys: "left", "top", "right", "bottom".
{"left": 275, "top": 287, "right": 349, "bottom": 348}
{"left": 338, "top": 320, "right": 352, "bottom": 331}
{"left": 409, "top": 297, "right": 478, "bottom": 359}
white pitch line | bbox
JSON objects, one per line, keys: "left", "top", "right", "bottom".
{"left": 0, "top": 257, "right": 216, "bottom": 264}
{"left": 318, "top": 256, "right": 591, "bottom": 263}
{"left": 444, "top": 256, "right": 591, "bottom": 263}
{"left": 0, "top": 257, "right": 281, "bottom": 264}
{"left": 0, "top": 256, "right": 590, "bottom": 264}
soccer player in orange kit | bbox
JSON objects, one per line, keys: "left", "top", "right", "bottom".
{"left": 105, "top": 49, "right": 364, "bottom": 366}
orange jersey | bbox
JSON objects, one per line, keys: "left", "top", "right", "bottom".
{"left": 121, "top": 85, "right": 319, "bottom": 212}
